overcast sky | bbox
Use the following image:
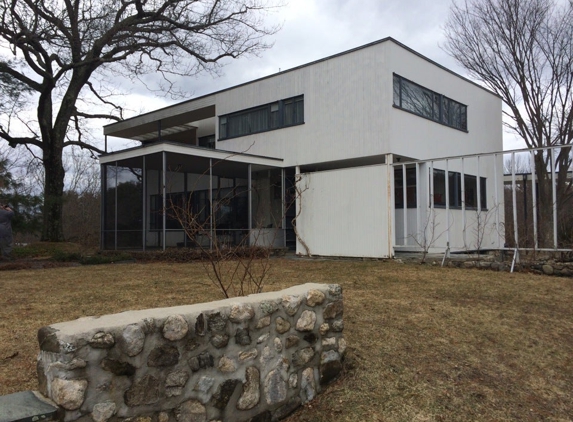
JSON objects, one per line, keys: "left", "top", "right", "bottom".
{"left": 111, "top": 0, "right": 522, "bottom": 150}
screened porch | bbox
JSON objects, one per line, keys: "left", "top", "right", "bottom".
{"left": 100, "top": 143, "right": 289, "bottom": 251}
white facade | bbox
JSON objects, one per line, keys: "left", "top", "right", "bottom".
{"left": 101, "top": 37, "right": 503, "bottom": 257}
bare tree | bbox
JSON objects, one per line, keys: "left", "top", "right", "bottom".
{"left": 408, "top": 208, "right": 450, "bottom": 264}
{"left": 166, "top": 175, "right": 278, "bottom": 298}
{"left": 444, "top": 0, "right": 573, "bottom": 247}
{"left": 0, "top": 0, "right": 280, "bottom": 242}
{"left": 289, "top": 173, "right": 312, "bottom": 257}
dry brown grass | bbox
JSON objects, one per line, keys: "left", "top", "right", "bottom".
{"left": 1, "top": 259, "right": 572, "bottom": 421}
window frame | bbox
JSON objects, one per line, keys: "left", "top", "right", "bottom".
{"left": 219, "top": 95, "right": 304, "bottom": 140}
{"left": 394, "top": 167, "right": 418, "bottom": 209}
{"left": 393, "top": 74, "right": 468, "bottom": 132}
{"left": 432, "top": 170, "right": 487, "bottom": 210}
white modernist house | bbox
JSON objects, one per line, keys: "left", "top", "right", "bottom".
{"left": 100, "top": 37, "right": 503, "bottom": 257}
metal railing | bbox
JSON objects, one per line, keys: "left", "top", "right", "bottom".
{"left": 392, "top": 145, "right": 573, "bottom": 270}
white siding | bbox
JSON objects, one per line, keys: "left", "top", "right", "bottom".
{"left": 297, "top": 165, "right": 389, "bottom": 258}
{"left": 214, "top": 42, "right": 392, "bottom": 167}
{"left": 387, "top": 42, "right": 502, "bottom": 160}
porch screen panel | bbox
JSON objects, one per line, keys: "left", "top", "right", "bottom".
{"left": 103, "top": 164, "right": 117, "bottom": 249}
{"left": 115, "top": 160, "right": 143, "bottom": 248}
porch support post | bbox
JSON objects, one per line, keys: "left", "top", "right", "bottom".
{"left": 114, "top": 161, "right": 118, "bottom": 251}
{"left": 429, "top": 161, "right": 434, "bottom": 255}
{"left": 248, "top": 164, "right": 253, "bottom": 246}
{"left": 511, "top": 152, "right": 519, "bottom": 256}
{"left": 295, "top": 165, "right": 301, "bottom": 254}
{"left": 445, "top": 159, "right": 450, "bottom": 257}
{"left": 386, "top": 154, "right": 394, "bottom": 258}
{"left": 551, "top": 149, "right": 558, "bottom": 249}
{"left": 100, "top": 164, "right": 105, "bottom": 250}
{"left": 184, "top": 171, "right": 188, "bottom": 248}
{"left": 402, "top": 164, "right": 407, "bottom": 246}
{"left": 493, "top": 153, "right": 501, "bottom": 249}
{"left": 210, "top": 159, "right": 214, "bottom": 250}
{"left": 281, "top": 168, "right": 286, "bottom": 248}
{"left": 461, "top": 158, "right": 466, "bottom": 248}
{"left": 530, "top": 150, "right": 538, "bottom": 250}
{"left": 476, "top": 156, "right": 482, "bottom": 212}
{"left": 142, "top": 155, "right": 146, "bottom": 251}
{"left": 415, "top": 162, "right": 421, "bottom": 246}
{"left": 162, "top": 151, "right": 166, "bottom": 251}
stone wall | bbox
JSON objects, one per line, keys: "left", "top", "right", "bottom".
{"left": 446, "top": 258, "right": 573, "bottom": 276}
{"left": 36, "top": 283, "right": 345, "bottom": 422}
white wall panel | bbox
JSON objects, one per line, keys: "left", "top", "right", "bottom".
{"left": 214, "top": 42, "right": 392, "bottom": 167}
{"left": 297, "top": 165, "right": 389, "bottom": 258}
{"left": 387, "top": 42, "right": 502, "bottom": 160}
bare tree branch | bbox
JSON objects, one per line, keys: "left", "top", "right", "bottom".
{"left": 0, "top": 0, "right": 282, "bottom": 241}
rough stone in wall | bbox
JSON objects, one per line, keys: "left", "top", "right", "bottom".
{"left": 36, "top": 283, "right": 345, "bottom": 422}
{"left": 446, "top": 258, "right": 573, "bottom": 277}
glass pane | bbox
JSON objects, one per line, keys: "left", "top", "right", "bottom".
{"left": 402, "top": 80, "right": 433, "bottom": 119}
{"left": 116, "top": 165, "right": 143, "bottom": 231}
{"left": 249, "top": 107, "right": 269, "bottom": 133}
{"left": 448, "top": 172, "right": 459, "bottom": 207}
{"left": 464, "top": 175, "right": 477, "bottom": 207}
{"left": 294, "top": 97, "right": 304, "bottom": 124}
{"left": 480, "top": 177, "right": 487, "bottom": 208}
{"left": 394, "top": 168, "right": 404, "bottom": 208}
{"left": 433, "top": 170, "right": 446, "bottom": 206}
{"left": 104, "top": 164, "right": 117, "bottom": 231}
{"left": 393, "top": 74, "right": 401, "bottom": 106}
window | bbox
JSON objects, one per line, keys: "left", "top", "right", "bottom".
{"left": 393, "top": 74, "right": 468, "bottom": 131}
{"left": 219, "top": 95, "right": 304, "bottom": 140}
{"left": 394, "top": 167, "right": 417, "bottom": 208}
{"left": 198, "top": 135, "right": 215, "bottom": 149}
{"left": 432, "top": 170, "right": 486, "bottom": 208}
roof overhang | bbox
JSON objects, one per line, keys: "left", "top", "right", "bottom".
{"left": 103, "top": 100, "right": 216, "bottom": 142}
{"left": 99, "top": 141, "right": 284, "bottom": 174}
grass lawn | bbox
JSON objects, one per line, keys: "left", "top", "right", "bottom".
{"left": 1, "top": 258, "right": 572, "bottom": 421}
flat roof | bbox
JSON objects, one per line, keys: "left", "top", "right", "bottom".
{"left": 99, "top": 141, "right": 283, "bottom": 171}
{"left": 104, "top": 37, "right": 500, "bottom": 137}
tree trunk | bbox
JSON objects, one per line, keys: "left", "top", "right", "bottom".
{"left": 42, "top": 144, "right": 65, "bottom": 242}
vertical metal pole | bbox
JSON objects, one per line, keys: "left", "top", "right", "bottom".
{"left": 100, "top": 164, "right": 105, "bottom": 250}
{"left": 281, "top": 168, "right": 286, "bottom": 248}
{"left": 114, "top": 161, "right": 118, "bottom": 251}
{"left": 428, "top": 161, "right": 434, "bottom": 256}
{"left": 415, "top": 162, "right": 421, "bottom": 246}
{"left": 386, "top": 154, "right": 394, "bottom": 257}
{"left": 523, "top": 173, "right": 528, "bottom": 246}
{"left": 105, "top": 135, "right": 108, "bottom": 154}
{"left": 183, "top": 171, "right": 188, "bottom": 248}
{"left": 162, "top": 151, "right": 166, "bottom": 251}
{"left": 530, "top": 150, "right": 538, "bottom": 250}
{"left": 248, "top": 164, "right": 253, "bottom": 246}
{"left": 294, "top": 166, "right": 301, "bottom": 253}
{"left": 402, "top": 164, "right": 407, "bottom": 246}
{"left": 445, "top": 159, "right": 450, "bottom": 254}
{"left": 461, "top": 158, "right": 466, "bottom": 248}
{"left": 142, "top": 156, "right": 146, "bottom": 251}
{"left": 493, "top": 154, "right": 500, "bottom": 249}
{"left": 210, "top": 159, "right": 214, "bottom": 250}
{"left": 511, "top": 152, "right": 519, "bottom": 252}
{"left": 551, "top": 149, "right": 558, "bottom": 249}
{"left": 430, "top": 161, "right": 434, "bottom": 210}
{"left": 476, "top": 156, "right": 482, "bottom": 253}
{"left": 477, "top": 156, "right": 481, "bottom": 212}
